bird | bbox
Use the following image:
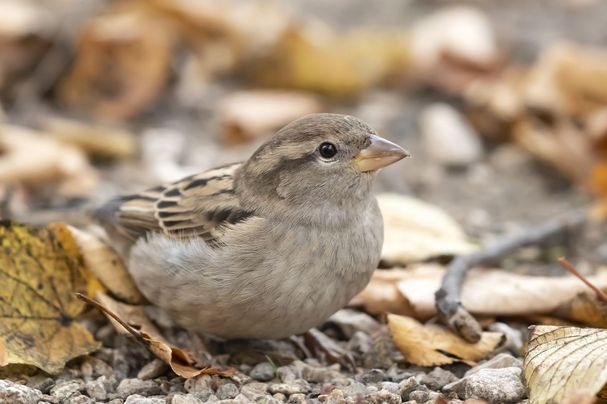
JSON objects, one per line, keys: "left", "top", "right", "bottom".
{"left": 95, "top": 113, "right": 409, "bottom": 339}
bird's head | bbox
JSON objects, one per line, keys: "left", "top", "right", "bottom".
{"left": 237, "top": 113, "right": 410, "bottom": 225}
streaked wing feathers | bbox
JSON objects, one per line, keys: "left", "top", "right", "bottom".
{"left": 103, "top": 163, "right": 253, "bottom": 246}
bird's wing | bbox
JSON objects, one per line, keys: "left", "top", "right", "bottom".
{"left": 95, "top": 162, "right": 255, "bottom": 248}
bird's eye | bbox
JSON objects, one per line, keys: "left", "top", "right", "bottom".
{"left": 318, "top": 142, "right": 337, "bottom": 159}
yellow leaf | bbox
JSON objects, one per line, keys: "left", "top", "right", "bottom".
{"left": 68, "top": 226, "right": 145, "bottom": 304}
{"left": 524, "top": 325, "right": 607, "bottom": 404}
{"left": 80, "top": 292, "right": 233, "bottom": 379}
{"left": 387, "top": 314, "right": 504, "bottom": 366}
{"left": 0, "top": 221, "right": 101, "bottom": 374}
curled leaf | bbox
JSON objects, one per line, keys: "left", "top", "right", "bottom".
{"left": 79, "top": 292, "right": 233, "bottom": 378}
{"left": 387, "top": 314, "right": 504, "bottom": 366}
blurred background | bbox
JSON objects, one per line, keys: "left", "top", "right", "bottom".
{"left": 1, "top": 0, "right": 607, "bottom": 263}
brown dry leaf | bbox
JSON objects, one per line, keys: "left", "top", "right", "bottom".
{"left": 218, "top": 90, "right": 322, "bottom": 144}
{"left": 524, "top": 325, "right": 607, "bottom": 404}
{"left": 44, "top": 118, "right": 137, "bottom": 160}
{"left": 57, "top": 10, "right": 174, "bottom": 121}
{"left": 0, "top": 125, "right": 98, "bottom": 196}
{"left": 82, "top": 292, "right": 233, "bottom": 378}
{"left": 68, "top": 226, "right": 145, "bottom": 304}
{"left": 377, "top": 194, "right": 478, "bottom": 264}
{"left": 551, "top": 292, "right": 607, "bottom": 329}
{"left": 387, "top": 314, "right": 504, "bottom": 366}
{"left": 0, "top": 221, "right": 102, "bottom": 374}
{"left": 0, "top": 1, "right": 53, "bottom": 95}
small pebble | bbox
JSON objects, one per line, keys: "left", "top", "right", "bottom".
{"left": 240, "top": 382, "right": 268, "bottom": 401}
{"left": 86, "top": 376, "right": 108, "bottom": 401}
{"left": 124, "top": 395, "right": 166, "bottom": 404}
{"left": 419, "top": 367, "right": 458, "bottom": 390}
{"left": 50, "top": 379, "right": 85, "bottom": 399}
{"left": 462, "top": 367, "right": 525, "bottom": 402}
{"left": 26, "top": 375, "right": 54, "bottom": 393}
{"left": 250, "top": 362, "right": 275, "bottom": 382}
{"left": 0, "top": 380, "right": 43, "bottom": 404}
{"left": 268, "top": 380, "right": 310, "bottom": 395}
{"left": 216, "top": 383, "right": 240, "bottom": 400}
{"left": 171, "top": 393, "right": 204, "bottom": 404}
{"left": 358, "top": 369, "right": 385, "bottom": 384}
{"left": 366, "top": 389, "right": 402, "bottom": 404}
{"left": 117, "top": 379, "right": 161, "bottom": 397}
{"left": 398, "top": 377, "right": 419, "bottom": 399}
{"left": 287, "top": 392, "right": 307, "bottom": 403}
{"left": 137, "top": 359, "right": 169, "bottom": 380}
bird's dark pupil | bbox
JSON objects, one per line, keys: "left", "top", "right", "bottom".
{"left": 319, "top": 142, "right": 337, "bottom": 158}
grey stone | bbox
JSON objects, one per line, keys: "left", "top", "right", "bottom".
{"left": 340, "top": 380, "right": 368, "bottom": 397}
{"left": 108, "top": 399, "right": 124, "bottom": 404}
{"left": 378, "top": 382, "right": 400, "bottom": 395}
{"left": 292, "top": 361, "right": 343, "bottom": 383}
{"left": 268, "top": 380, "right": 310, "bottom": 395}
{"left": 124, "top": 395, "right": 166, "bottom": 404}
{"left": 461, "top": 367, "right": 525, "bottom": 403}
{"left": 50, "top": 379, "right": 85, "bottom": 399}
{"left": 287, "top": 393, "right": 307, "bottom": 403}
{"left": 170, "top": 393, "right": 203, "bottom": 404}
{"left": 216, "top": 393, "right": 251, "bottom": 403}
{"left": 0, "top": 380, "right": 43, "bottom": 404}
{"left": 398, "top": 377, "right": 419, "bottom": 399}
{"left": 251, "top": 396, "right": 281, "bottom": 404}
{"left": 420, "top": 103, "right": 483, "bottom": 166}
{"left": 328, "top": 309, "right": 381, "bottom": 338}
{"left": 81, "top": 356, "right": 114, "bottom": 379}
{"left": 358, "top": 369, "right": 386, "bottom": 383}
{"left": 408, "top": 390, "right": 440, "bottom": 404}
{"left": 138, "top": 359, "right": 169, "bottom": 380}
{"left": 184, "top": 375, "right": 213, "bottom": 400}
{"left": 277, "top": 365, "right": 296, "bottom": 383}
{"left": 465, "top": 353, "right": 523, "bottom": 377}
{"left": 365, "top": 389, "right": 402, "bottom": 404}
{"left": 117, "top": 379, "right": 161, "bottom": 397}
{"left": 240, "top": 382, "right": 268, "bottom": 401}
{"left": 65, "top": 394, "right": 95, "bottom": 404}
{"left": 216, "top": 383, "right": 239, "bottom": 400}
{"left": 26, "top": 375, "right": 54, "bottom": 393}
{"left": 86, "top": 376, "right": 108, "bottom": 400}
{"left": 250, "top": 362, "right": 275, "bottom": 382}
{"left": 272, "top": 392, "right": 287, "bottom": 401}
{"left": 419, "top": 367, "right": 458, "bottom": 390}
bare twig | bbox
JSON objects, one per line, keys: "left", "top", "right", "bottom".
{"left": 558, "top": 257, "right": 607, "bottom": 303}
{"left": 435, "top": 208, "right": 590, "bottom": 343}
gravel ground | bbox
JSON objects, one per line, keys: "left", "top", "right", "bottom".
{"left": 0, "top": 307, "right": 527, "bottom": 403}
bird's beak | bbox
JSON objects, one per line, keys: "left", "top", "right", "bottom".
{"left": 353, "top": 135, "right": 410, "bottom": 172}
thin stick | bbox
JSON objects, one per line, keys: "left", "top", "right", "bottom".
{"left": 435, "top": 208, "right": 589, "bottom": 342}
{"left": 558, "top": 257, "right": 607, "bottom": 303}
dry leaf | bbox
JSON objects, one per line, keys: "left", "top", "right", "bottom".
{"left": 524, "top": 325, "right": 607, "bottom": 404}
{"left": 218, "top": 90, "right": 322, "bottom": 144}
{"left": 249, "top": 25, "right": 410, "bottom": 96}
{"left": 387, "top": 314, "right": 504, "bottom": 366}
{"left": 68, "top": 226, "right": 145, "bottom": 304}
{"left": 80, "top": 292, "right": 232, "bottom": 379}
{"left": 355, "top": 265, "right": 607, "bottom": 320}
{"left": 0, "top": 221, "right": 102, "bottom": 374}
{"left": 44, "top": 118, "right": 137, "bottom": 160}
{"left": 57, "top": 10, "right": 174, "bottom": 121}
{"left": 551, "top": 292, "right": 607, "bottom": 329}
{"left": 349, "top": 269, "right": 416, "bottom": 316}
{"left": 377, "top": 194, "right": 478, "bottom": 264}
{"left": 0, "top": 125, "right": 98, "bottom": 196}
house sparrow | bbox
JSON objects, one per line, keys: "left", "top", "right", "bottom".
{"left": 95, "top": 113, "right": 409, "bottom": 339}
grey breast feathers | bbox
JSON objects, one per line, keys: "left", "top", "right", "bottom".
{"left": 94, "top": 162, "right": 255, "bottom": 252}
